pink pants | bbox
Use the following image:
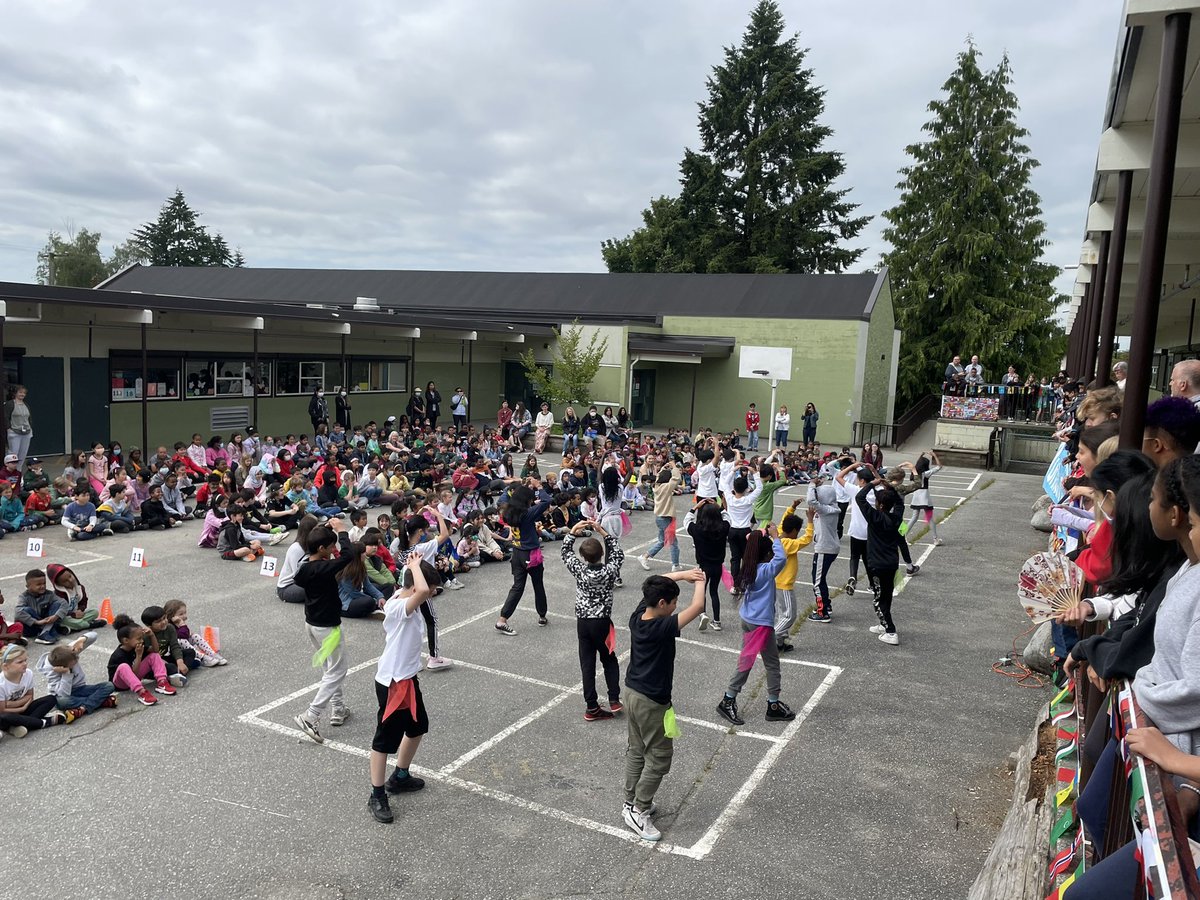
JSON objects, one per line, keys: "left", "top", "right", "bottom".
{"left": 111, "top": 656, "right": 167, "bottom": 691}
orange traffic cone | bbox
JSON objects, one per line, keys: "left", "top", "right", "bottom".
{"left": 98, "top": 597, "right": 114, "bottom": 625}
{"left": 203, "top": 626, "right": 221, "bottom": 653}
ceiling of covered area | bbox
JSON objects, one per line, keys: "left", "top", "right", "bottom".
{"left": 1071, "top": 2, "right": 1200, "bottom": 350}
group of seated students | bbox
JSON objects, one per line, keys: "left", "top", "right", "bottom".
{"left": 1031, "top": 381, "right": 1200, "bottom": 898}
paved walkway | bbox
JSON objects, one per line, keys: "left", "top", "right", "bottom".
{"left": 4, "top": 466, "right": 1048, "bottom": 899}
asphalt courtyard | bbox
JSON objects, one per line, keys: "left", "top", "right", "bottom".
{"left": 3, "top": 463, "right": 1049, "bottom": 900}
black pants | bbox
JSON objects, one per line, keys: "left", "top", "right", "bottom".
{"left": 873, "top": 566, "right": 899, "bottom": 633}
{"left": 811, "top": 551, "right": 838, "bottom": 615}
{"left": 500, "top": 549, "right": 547, "bottom": 619}
{"left": 420, "top": 600, "right": 440, "bottom": 658}
{"left": 453, "top": 414, "right": 467, "bottom": 431}
{"left": 0, "top": 695, "right": 57, "bottom": 731}
{"left": 142, "top": 512, "right": 172, "bottom": 529}
{"left": 277, "top": 583, "right": 307, "bottom": 603}
{"left": 700, "top": 562, "right": 723, "bottom": 622}
{"left": 577, "top": 617, "right": 620, "bottom": 709}
{"left": 836, "top": 502, "right": 848, "bottom": 539}
{"left": 848, "top": 537, "right": 870, "bottom": 581}
{"left": 898, "top": 534, "right": 913, "bottom": 566}
{"left": 728, "top": 527, "right": 751, "bottom": 587}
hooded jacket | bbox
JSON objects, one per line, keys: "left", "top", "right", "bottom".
{"left": 47, "top": 563, "right": 89, "bottom": 614}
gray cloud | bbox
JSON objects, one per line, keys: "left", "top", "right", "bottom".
{"left": 0, "top": 0, "right": 1114, "bottom": 294}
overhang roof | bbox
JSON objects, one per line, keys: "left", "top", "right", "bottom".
{"left": 1071, "top": 2, "right": 1200, "bottom": 346}
{"left": 627, "top": 332, "right": 736, "bottom": 358}
{"left": 99, "top": 266, "right": 890, "bottom": 325}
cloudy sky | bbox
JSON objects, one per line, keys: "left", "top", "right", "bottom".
{"left": 0, "top": 1, "right": 1115, "bottom": 295}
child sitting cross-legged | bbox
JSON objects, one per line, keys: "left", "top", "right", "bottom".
{"left": 139, "top": 605, "right": 191, "bottom": 684}
{"left": 163, "top": 599, "right": 226, "bottom": 668}
{"left": 107, "top": 616, "right": 176, "bottom": 705}
{"left": 456, "top": 524, "right": 482, "bottom": 568}
{"left": 36, "top": 633, "right": 116, "bottom": 719}
{"left": 0, "top": 643, "right": 70, "bottom": 736}
{"left": 216, "top": 506, "right": 264, "bottom": 562}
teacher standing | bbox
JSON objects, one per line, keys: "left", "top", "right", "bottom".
{"left": 425, "top": 382, "right": 442, "bottom": 430}
{"left": 450, "top": 387, "right": 469, "bottom": 431}
{"left": 5, "top": 385, "right": 32, "bottom": 467}
{"left": 308, "top": 387, "right": 329, "bottom": 435}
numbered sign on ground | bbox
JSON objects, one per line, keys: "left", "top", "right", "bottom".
{"left": 259, "top": 555, "right": 278, "bottom": 577}
{"left": 25, "top": 536, "right": 44, "bottom": 558}
{"left": 129, "top": 547, "right": 147, "bottom": 568}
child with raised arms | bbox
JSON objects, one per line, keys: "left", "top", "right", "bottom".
{"left": 562, "top": 519, "right": 624, "bottom": 722}
{"left": 366, "top": 556, "right": 438, "bottom": 824}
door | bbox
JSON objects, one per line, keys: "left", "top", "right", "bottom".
{"left": 503, "top": 360, "right": 548, "bottom": 413}
{"left": 631, "top": 369, "right": 655, "bottom": 426}
{"left": 70, "top": 358, "right": 110, "bottom": 450}
{"left": 23, "top": 358, "right": 65, "bottom": 456}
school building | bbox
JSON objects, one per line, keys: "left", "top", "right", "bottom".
{"left": 0, "top": 267, "right": 899, "bottom": 456}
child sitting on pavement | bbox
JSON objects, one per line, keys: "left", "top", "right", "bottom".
{"left": 47, "top": 563, "right": 101, "bottom": 633}
{"left": 163, "top": 599, "right": 226, "bottom": 667}
{"left": 0, "top": 643, "right": 71, "bottom": 735}
{"left": 107, "top": 618, "right": 175, "bottom": 705}
{"left": 139, "top": 605, "right": 191, "bottom": 684}
{"left": 36, "top": 633, "right": 115, "bottom": 718}
{"left": 16, "top": 569, "right": 68, "bottom": 645}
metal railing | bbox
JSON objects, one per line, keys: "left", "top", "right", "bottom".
{"left": 850, "top": 420, "right": 893, "bottom": 448}
{"left": 893, "top": 393, "right": 940, "bottom": 448}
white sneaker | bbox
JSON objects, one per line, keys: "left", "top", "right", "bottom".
{"left": 445, "top": 578, "right": 465, "bottom": 591}
{"left": 698, "top": 613, "right": 711, "bottom": 633}
{"left": 200, "top": 656, "right": 221, "bottom": 668}
{"left": 868, "top": 625, "right": 886, "bottom": 635}
{"left": 168, "top": 673, "right": 187, "bottom": 687}
{"left": 638, "top": 555, "right": 650, "bottom": 571}
{"left": 467, "top": 560, "right": 481, "bottom": 568}
{"left": 269, "top": 532, "right": 287, "bottom": 546}
{"left": 294, "top": 714, "right": 324, "bottom": 743}
{"left": 671, "top": 565, "right": 684, "bottom": 572}
{"left": 933, "top": 538, "right": 944, "bottom": 546}
{"left": 878, "top": 632, "right": 900, "bottom": 646}
{"left": 330, "top": 707, "right": 351, "bottom": 726}
{"left": 622, "top": 802, "right": 661, "bottom": 842}
{"left": 710, "top": 620, "right": 722, "bottom": 632}
{"left": 426, "top": 656, "right": 453, "bottom": 671}
{"left": 7, "top": 724, "right": 27, "bottom": 738}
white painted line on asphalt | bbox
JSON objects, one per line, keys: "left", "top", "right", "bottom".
{"left": 895, "top": 543, "right": 937, "bottom": 596}
{"left": 688, "top": 664, "right": 841, "bottom": 858}
{"left": 674, "top": 713, "right": 784, "bottom": 744}
{"left": 673, "top": 635, "right": 839, "bottom": 670}
{"left": 0, "top": 555, "right": 113, "bottom": 580}
{"left": 968, "top": 473, "right": 981, "bottom": 490}
{"left": 180, "top": 789, "right": 300, "bottom": 821}
{"left": 448, "top": 658, "right": 576, "bottom": 693}
{"left": 439, "top": 688, "right": 577, "bottom": 775}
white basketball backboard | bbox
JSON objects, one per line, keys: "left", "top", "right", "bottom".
{"left": 738, "top": 345, "right": 793, "bottom": 382}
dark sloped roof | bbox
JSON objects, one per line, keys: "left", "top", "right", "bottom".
{"left": 100, "top": 266, "right": 888, "bottom": 324}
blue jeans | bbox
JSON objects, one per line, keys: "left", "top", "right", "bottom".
{"left": 563, "top": 433, "right": 578, "bottom": 450}
{"left": 646, "top": 516, "right": 679, "bottom": 565}
{"left": 359, "top": 487, "right": 382, "bottom": 504}
{"left": 98, "top": 510, "right": 135, "bottom": 532}
{"left": 1051, "top": 621, "right": 1079, "bottom": 663}
{"left": 0, "top": 520, "right": 17, "bottom": 537}
{"left": 58, "top": 681, "right": 115, "bottom": 712}
{"left": 338, "top": 578, "right": 384, "bottom": 617}
{"left": 747, "top": 429, "right": 759, "bottom": 450}
{"left": 774, "top": 429, "right": 788, "bottom": 448}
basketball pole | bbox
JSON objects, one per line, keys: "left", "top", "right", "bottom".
{"left": 753, "top": 368, "right": 777, "bottom": 441}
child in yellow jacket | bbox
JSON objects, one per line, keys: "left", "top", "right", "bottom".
{"left": 775, "top": 501, "right": 814, "bottom": 652}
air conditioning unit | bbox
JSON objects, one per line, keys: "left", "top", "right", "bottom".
{"left": 211, "top": 406, "right": 250, "bottom": 431}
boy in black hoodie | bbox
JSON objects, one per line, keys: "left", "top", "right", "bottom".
{"left": 855, "top": 474, "right": 905, "bottom": 646}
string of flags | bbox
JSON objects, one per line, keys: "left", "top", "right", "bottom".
{"left": 1044, "top": 679, "right": 1086, "bottom": 900}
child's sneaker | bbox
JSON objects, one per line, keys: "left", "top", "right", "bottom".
{"left": 777, "top": 641, "right": 795, "bottom": 653}
{"left": 536, "top": 617, "right": 548, "bottom": 627}
{"left": 168, "top": 673, "right": 187, "bottom": 688}
{"left": 765, "top": 700, "right": 796, "bottom": 721}
{"left": 584, "top": 706, "right": 615, "bottom": 722}
{"left": 425, "top": 656, "right": 452, "bottom": 671}
{"left": 878, "top": 632, "right": 900, "bottom": 646}
{"left": 710, "top": 619, "right": 722, "bottom": 632}
{"left": 136, "top": 691, "right": 157, "bottom": 706}
{"left": 637, "top": 555, "right": 650, "bottom": 571}
{"left": 614, "top": 577, "right": 624, "bottom": 589}
{"left": 215, "top": 656, "right": 229, "bottom": 666}
{"left": 697, "top": 613, "right": 711, "bottom": 633}
{"left": 608, "top": 699, "right": 623, "bottom": 714}
{"left": 716, "top": 696, "right": 744, "bottom": 726}
{"left": 385, "top": 771, "right": 426, "bottom": 794}
{"left": 494, "top": 622, "right": 517, "bottom": 636}
{"left": 270, "top": 526, "right": 285, "bottom": 534}
{"left": 467, "top": 560, "right": 481, "bottom": 568}
{"left": 844, "top": 576, "right": 856, "bottom": 596}
{"left": 268, "top": 532, "right": 287, "bottom": 545}
{"left": 201, "top": 656, "right": 221, "bottom": 667}
{"left": 445, "top": 577, "right": 465, "bottom": 591}
{"left": 7, "top": 724, "right": 28, "bottom": 737}
{"left": 154, "top": 680, "right": 176, "bottom": 696}
{"left": 621, "top": 802, "right": 661, "bottom": 842}
{"left": 101, "top": 695, "right": 118, "bottom": 709}
{"left": 330, "top": 707, "right": 351, "bottom": 726}
{"left": 906, "top": 564, "right": 920, "bottom": 576}
{"left": 868, "top": 624, "right": 887, "bottom": 635}
{"left": 62, "top": 710, "right": 78, "bottom": 724}
{"left": 294, "top": 714, "right": 324, "bottom": 744}
{"left": 67, "top": 706, "right": 87, "bottom": 720}
{"left": 368, "top": 793, "right": 394, "bottom": 824}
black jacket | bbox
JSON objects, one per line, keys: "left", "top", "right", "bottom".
{"left": 1072, "top": 569, "right": 1172, "bottom": 680}
{"left": 308, "top": 393, "right": 328, "bottom": 423}
{"left": 856, "top": 484, "right": 903, "bottom": 572}
{"left": 296, "top": 534, "right": 357, "bottom": 627}
{"left": 426, "top": 390, "right": 441, "bottom": 417}
{"left": 335, "top": 393, "right": 352, "bottom": 429}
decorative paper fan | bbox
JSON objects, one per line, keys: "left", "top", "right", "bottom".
{"left": 1017, "top": 551, "right": 1085, "bottom": 622}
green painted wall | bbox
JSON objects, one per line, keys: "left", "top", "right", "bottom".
{"left": 655, "top": 316, "right": 863, "bottom": 446}
{"left": 861, "top": 279, "right": 896, "bottom": 426}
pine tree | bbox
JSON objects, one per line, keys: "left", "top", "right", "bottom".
{"left": 132, "top": 190, "right": 235, "bottom": 267}
{"left": 882, "top": 43, "right": 1065, "bottom": 408}
{"left": 603, "top": 0, "right": 866, "bottom": 275}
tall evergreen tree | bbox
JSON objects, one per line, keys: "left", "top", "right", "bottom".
{"left": 603, "top": 0, "right": 866, "bottom": 275}
{"left": 133, "top": 189, "right": 236, "bottom": 267}
{"left": 882, "top": 43, "right": 1064, "bottom": 408}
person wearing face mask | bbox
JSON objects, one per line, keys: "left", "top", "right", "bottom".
{"left": 309, "top": 387, "right": 329, "bottom": 435}
{"left": 406, "top": 388, "right": 426, "bottom": 428}
{"left": 424, "top": 382, "right": 441, "bottom": 431}
{"left": 335, "top": 386, "right": 352, "bottom": 431}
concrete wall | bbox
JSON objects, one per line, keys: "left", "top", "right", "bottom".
{"left": 860, "top": 278, "right": 898, "bottom": 427}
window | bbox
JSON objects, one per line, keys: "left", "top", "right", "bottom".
{"left": 110, "top": 356, "right": 180, "bottom": 401}
{"left": 185, "top": 359, "right": 261, "bottom": 397}
{"left": 276, "top": 359, "right": 341, "bottom": 395}
{"left": 347, "top": 358, "right": 407, "bottom": 392}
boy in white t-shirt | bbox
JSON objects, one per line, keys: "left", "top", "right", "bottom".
{"left": 367, "top": 555, "right": 438, "bottom": 824}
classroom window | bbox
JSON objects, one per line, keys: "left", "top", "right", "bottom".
{"left": 347, "top": 359, "right": 407, "bottom": 392}
{"left": 276, "top": 359, "right": 340, "bottom": 395}
{"left": 185, "top": 359, "right": 261, "bottom": 397}
{"left": 110, "top": 356, "right": 181, "bottom": 401}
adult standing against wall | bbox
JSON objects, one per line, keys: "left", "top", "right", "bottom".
{"left": 425, "top": 382, "right": 442, "bottom": 430}
{"left": 450, "top": 387, "right": 469, "bottom": 431}
{"left": 308, "top": 386, "right": 329, "bottom": 436}
{"left": 773, "top": 405, "right": 790, "bottom": 450}
{"left": 801, "top": 403, "right": 819, "bottom": 445}
{"left": 335, "top": 386, "right": 352, "bottom": 431}
{"left": 5, "top": 385, "right": 32, "bottom": 468}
